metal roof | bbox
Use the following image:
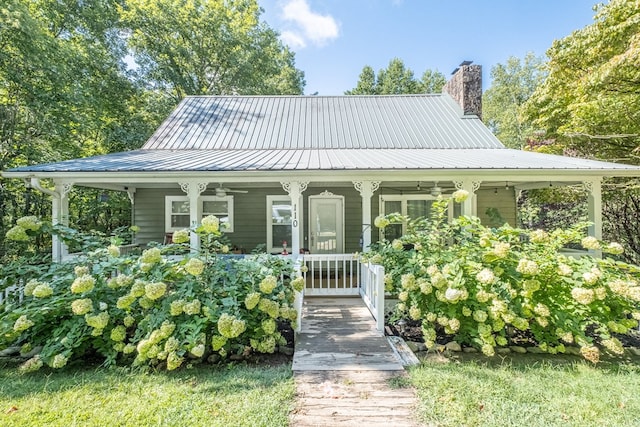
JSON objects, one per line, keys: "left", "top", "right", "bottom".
{"left": 4, "top": 95, "right": 640, "bottom": 178}
{"left": 142, "top": 95, "right": 505, "bottom": 150}
{"left": 8, "top": 148, "right": 640, "bottom": 174}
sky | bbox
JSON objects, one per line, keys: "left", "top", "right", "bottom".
{"left": 258, "top": 0, "right": 599, "bottom": 95}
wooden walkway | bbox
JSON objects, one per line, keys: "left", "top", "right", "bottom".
{"left": 291, "top": 297, "right": 421, "bottom": 427}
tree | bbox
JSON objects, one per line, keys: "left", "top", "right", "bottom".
{"left": 521, "top": 0, "right": 640, "bottom": 262}
{"left": 345, "top": 58, "right": 445, "bottom": 95}
{"left": 523, "top": 0, "right": 640, "bottom": 162}
{"left": 418, "top": 69, "right": 446, "bottom": 94}
{"left": 483, "top": 53, "right": 546, "bottom": 148}
{"left": 345, "top": 66, "right": 376, "bottom": 95}
{"left": 120, "top": 0, "right": 305, "bottom": 99}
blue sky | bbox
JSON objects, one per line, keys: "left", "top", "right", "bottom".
{"left": 258, "top": 0, "right": 598, "bottom": 95}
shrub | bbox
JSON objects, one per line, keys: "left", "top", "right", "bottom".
{"left": 366, "top": 196, "right": 640, "bottom": 363}
{"left": 0, "top": 216, "right": 301, "bottom": 372}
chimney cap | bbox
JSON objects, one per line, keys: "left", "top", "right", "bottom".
{"left": 459, "top": 60, "right": 473, "bottom": 66}
{"left": 451, "top": 67, "right": 459, "bottom": 75}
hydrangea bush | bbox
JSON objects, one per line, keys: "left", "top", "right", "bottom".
{"left": 364, "top": 191, "right": 640, "bottom": 363}
{"left": 0, "top": 216, "right": 302, "bottom": 372}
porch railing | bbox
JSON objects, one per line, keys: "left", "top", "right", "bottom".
{"left": 359, "top": 261, "right": 385, "bottom": 332}
{"left": 300, "top": 253, "right": 360, "bottom": 296}
{"left": 0, "top": 283, "right": 24, "bottom": 306}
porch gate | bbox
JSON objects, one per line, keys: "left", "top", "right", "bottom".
{"left": 299, "top": 254, "right": 385, "bottom": 332}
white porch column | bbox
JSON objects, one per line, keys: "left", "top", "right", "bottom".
{"left": 584, "top": 178, "right": 603, "bottom": 240}
{"left": 281, "top": 181, "right": 308, "bottom": 256}
{"left": 353, "top": 180, "right": 380, "bottom": 251}
{"left": 179, "top": 182, "right": 208, "bottom": 252}
{"left": 57, "top": 183, "right": 73, "bottom": 260}
{"left": 453, "top": 180, "right": 482, "bottom": 216}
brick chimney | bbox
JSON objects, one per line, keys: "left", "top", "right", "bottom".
{"left": 443, "top": 61, "right": 482, "bottom": 119}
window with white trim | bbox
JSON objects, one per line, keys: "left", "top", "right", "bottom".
{"left": 165, "top": 195, "right": 234, "bottom": 232}
{"left": 266, "top": 195, "right": 292, "bottom": 253}
{"left": 379, "top": 195, "right": 456, "bottom": 241}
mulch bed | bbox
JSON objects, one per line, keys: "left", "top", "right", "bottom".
{"left": 386, "top": 318, "right": 640, "bottom": 349}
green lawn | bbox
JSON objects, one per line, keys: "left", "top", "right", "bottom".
{"left": 409, "top": 353, "right": 640, "bottom": 427}
{"left": 0, "top": 360, "right": 294, "bottom": 427}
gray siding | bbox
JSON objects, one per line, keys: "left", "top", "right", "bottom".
{"left": 133, "top": 186, "right": 366, "bottom": 253}
{"left": 476, "top": 188, "right": 516, "bottom": 227}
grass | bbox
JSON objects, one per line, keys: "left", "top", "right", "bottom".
{"left": 408, "top": 352, "right": 640, "bottom": 427}
{"left": 0, "top": 360, "right": 295, "bottom": 427}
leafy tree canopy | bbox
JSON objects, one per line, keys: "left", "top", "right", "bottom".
{"left": 523, "top": 0, "right": 640, "bottom": 163}
{"left": 120, "top": 0, "right": 305, "bottom": 99}
{"left": 345, "top": 58, "right": 445, "bottom": 95}
{"left": 482, "top": 53, "right": 546, "bottom": 149}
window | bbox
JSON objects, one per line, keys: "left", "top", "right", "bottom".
{"left": 266, "top": 195, "right": 292, "bottom": 253}
{"left": 165, "top": 196, "right": 234, "bottom": 232}
{"left": 379, "top": 195, "right": 455, "bottom": 241}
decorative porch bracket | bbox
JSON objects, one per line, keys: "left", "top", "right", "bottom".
{"left": 353, "top": 180, "right": 380, "bottom": 251}
{"left": 584, "top": 179, "right": 603, "bottom": 257}
{"left": 281, "top": 181, "right": 308, "bottom": 256}
{"left": 179, "top": 181, "right": 208, "bottom": 252}
{"left": 453, "top": 180, "right": 481, "bottom": 216}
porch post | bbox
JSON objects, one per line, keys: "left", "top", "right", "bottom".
{"left": 51, "top": 193, "right": 62, "bottom": 262}
{"left": 453, "top": 180, "right": 481, "bottom": 216}
{"left": 353, "top": 181, "right": 380, "bottom": 251}
{"left": 281, "top": 181, "right": 308, "bottom": 256}
{"left": 179, "top": 182, "right": 208, "bottom": 252}
{"left": 585, "top": 179, "right": 603, "bottom": 255}
{"left": 57, "top": 182, "right": 73, "bottom": 260}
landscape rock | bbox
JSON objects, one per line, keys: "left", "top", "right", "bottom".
{"left": 462, "top": 347, "right": 478, "bottom": 353}
{"left": 279, "top": 346, "right": 294, "bottom": 356}
{"left": 444, "top": 342, "right": 462, "bottom": 352}
{"left": 564, "top": 346, "right": 581, "bottom": 356}
{"left": 406, "top": 341, "right": 426, "bottom": 352}
{"left": 628, "top": 347, "right": 640, "bottom": 356}
{"left": 526, "top": 346, "right": 544, "bottom": 354}
{"left": 20, "top": 346, "right": 43, "bottom": 358}
{"left": 0, "top": 347, "right": 20, "bottom": 357}
{"left": 496, "top": 347, "right": 511, "bottom": 354}
{"left": 509, "top": 346, "right": 527, "bottom": 354}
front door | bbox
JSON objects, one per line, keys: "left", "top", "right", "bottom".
{"left": 309, "top": 194, "right": 344, "bottom": 254}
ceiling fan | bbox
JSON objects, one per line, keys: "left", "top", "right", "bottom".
{"left": 214, "top": 184, "right": 248, "bottom": 197}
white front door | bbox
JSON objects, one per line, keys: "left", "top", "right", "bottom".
{"left": 309, "top": 194, "right": 344, "bottom": 254}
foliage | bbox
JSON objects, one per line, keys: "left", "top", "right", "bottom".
{"left": 523, "top": 0, "right": 640, "bottom": 162}
{"left": 120, "top": 0, "right": 305, "bottom": 99}
{"left": 410, "top": 357, "right": 640, "bottom": 427}
{"left": 366, "top": 196, "right": 640, "bottom": 363}
{"left": 603, "top": 184, "right": 640, "bottom": 266}
{"left": 482, "top": 53, "right": 546, "bottom": 149}
{"left": 0, "top": 362, "right": 294, "bottom": 426}
{"left": 345, "top": 58, "right": 445, "bottom": 95}
{"left": 0, "top": 215, "right": 302, "bottom": 372}
{"left": 0, "top": 0, "right": 306, "bottom": 263}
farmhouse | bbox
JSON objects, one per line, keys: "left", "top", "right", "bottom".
{"left": 4, "top": 63, "right": 640, "bottom": 290}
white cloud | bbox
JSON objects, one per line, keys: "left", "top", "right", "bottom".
{"left": 279, "top": 0, "right": 339, "bottom": 48}
{"left": 280, "top": 30, "right": 307, "bottom": 49}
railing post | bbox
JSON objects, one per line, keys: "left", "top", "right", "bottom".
{"left": 376, "top": 265, "right": 385, "bottom": 332}
{"left": 293, "top": 256, "right": 304, "bottom": 332}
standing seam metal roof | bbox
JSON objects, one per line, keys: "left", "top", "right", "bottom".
{"left": 142, "top": 95, "right": 505, "bottom": 151}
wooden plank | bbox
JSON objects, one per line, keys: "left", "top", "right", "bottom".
{"left": 387, "top": 335, "right": 421, "bottom": 366}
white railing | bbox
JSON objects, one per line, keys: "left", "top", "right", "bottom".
{"left": 292, "top": 257, "right": 304, "bottom": 332}
{"left": 301, "top": 253, "right": 360, "bottom": 296}
{"left": 360, "top": 262, "right": 385, "bottom": 332}
{"left": 0, "top": 284, "right": 24, "bottom": 306}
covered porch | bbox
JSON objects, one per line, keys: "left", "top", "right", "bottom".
{"left": 22, "top": 173, "right": 607, "bottom": 264}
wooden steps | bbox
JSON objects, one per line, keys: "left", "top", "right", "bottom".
{"left": 291, "top": 297, "right": 421, "bottom": 426}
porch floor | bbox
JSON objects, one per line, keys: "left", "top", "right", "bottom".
{"left": 291, "top": 297, "right": 420, "bottom": 426}
{"left": 293, "top": 297, "right": 402, "bottom": 371}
